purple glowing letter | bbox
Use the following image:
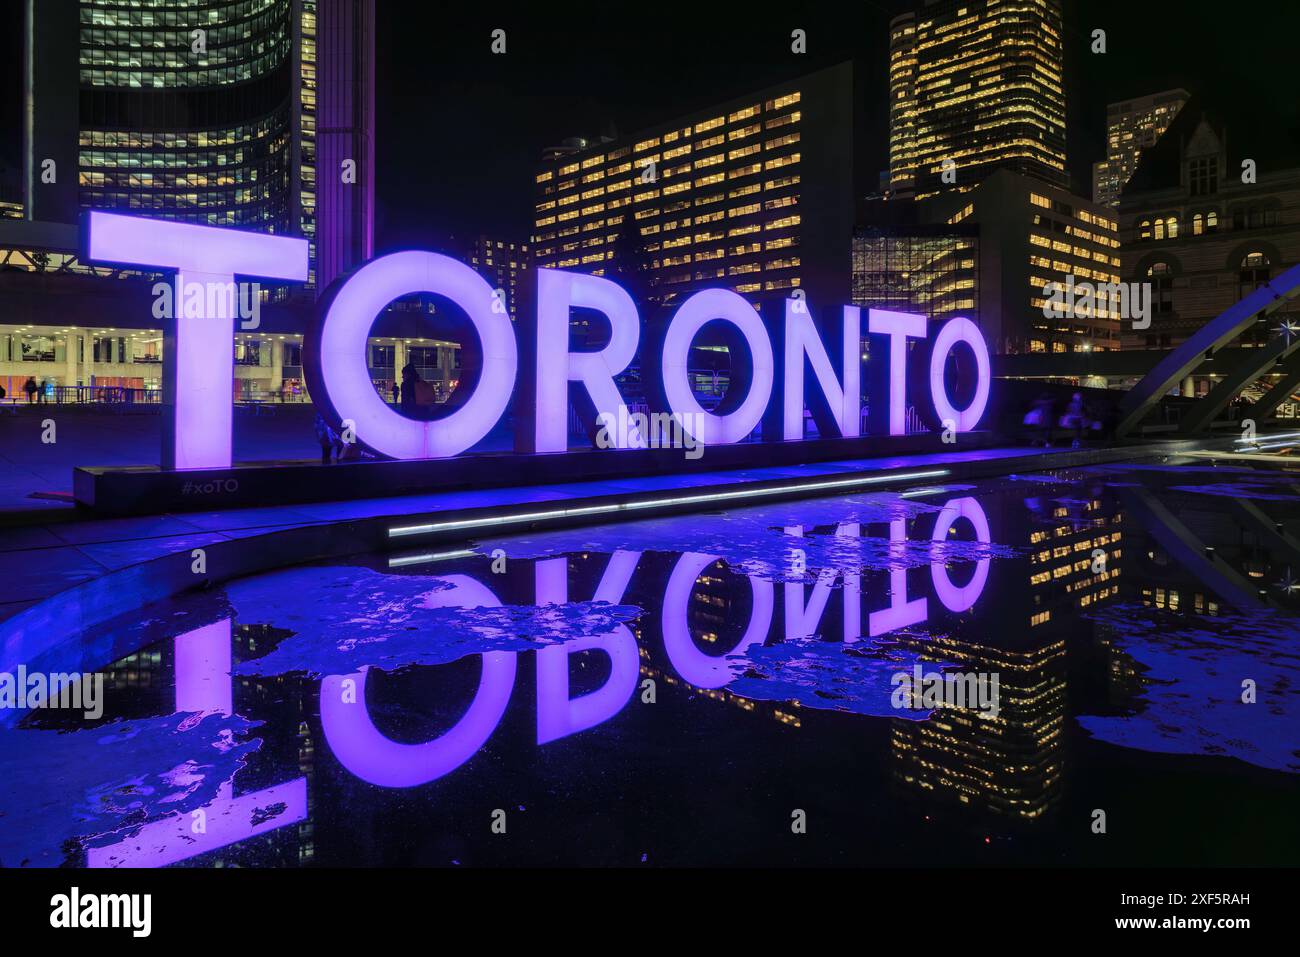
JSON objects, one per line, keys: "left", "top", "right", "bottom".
{"left": 319, "top": 576, "right": 516, "bottom": 787}
{"left": 535, "top": 269, "right": 645, "bottom": 451}
{"left": 930, "top": 496, "right": 992, "bottom": 612}
{"left": 534, "top": 552, "right": 641, "bottom": 743}
{"left": 85, "top": 212, "right": 309, "bottom": 469}
{"left": 784, "top": 523, "right": 862, "bottom": 641}
{"left": 86, "top": 617, "right": 312, "bottom": 867}
{"left": 929, "top": 317, "right": 991, "bottom": 432}
{"left": 661, "top": 289, "right": 774, "bottom": 445}
{"left": 783, "top": 302, "right": 861, "bottom": 440}
{"left": 868, "top": 519, "right": 928, "bottom": 635}
{"left": 867, "top": 309, "right": 926, "bottom": 436}
{"left": 662, "top": 553, "right": 774, "bottom": 688}
{"left": 87, "top": 778, "right": 307, "bottom": 868}
{"left": 173, "top": 619, "right": 233, "bottom": 716}
{"left": 315, "top": 251, "right": 517, "bottom": 459}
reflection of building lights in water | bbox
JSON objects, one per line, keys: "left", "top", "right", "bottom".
{"left": 63, "top": 493, "right": 999, "bottom": 857}
{"left": 338, "top": 496, "right": 992, "bottom": 786}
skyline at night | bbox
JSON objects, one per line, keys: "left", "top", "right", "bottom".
{"left": 374, "top": 2, "right": 1300, "bottom": 247}
{"left": 5, "top": 2, "right": 1300, "bottom": 250}
{"left": 0, "top": 0, "right": 1296, "bottom": 928}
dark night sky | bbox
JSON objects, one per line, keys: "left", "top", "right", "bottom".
{"left": 4, "top": 1, "right": 1299, "bottom": 247}
{"left": 373, "top": 0, "right": 1300, "bottom": 249}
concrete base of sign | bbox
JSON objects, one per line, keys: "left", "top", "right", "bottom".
{"left": 73, "top": 431, "right": 1002, "bottom": 515}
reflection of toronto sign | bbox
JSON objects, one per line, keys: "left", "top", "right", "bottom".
{"left": 85, "top": 212, "right": 992, "bottom": 470}
{"left": 172, "top": 498, "right": 990, "bottom": 795}
{"left": 24, "top": 499, "right": 987, "bottom": 867}
{"left": 330, "top": 499, "right": 988, "bottom": 788}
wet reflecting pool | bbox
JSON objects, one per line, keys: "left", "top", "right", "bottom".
{"left": 3, "top": 461, "right": 1299, "bottom": 867}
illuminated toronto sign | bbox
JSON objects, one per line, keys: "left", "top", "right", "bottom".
{"left": 84, "top": 212, "right": 991, "bottom": 470}
{"left": 84, "top": 213, "right": 310, "bottom": 470}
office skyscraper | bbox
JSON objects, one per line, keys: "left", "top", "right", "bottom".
{"left": 0, "top": 0, "right": 375, "bottom": 401}
{"left": 532, "top": 63, "right": 856, "bottom": 312}
{"left": 888, "top": 0, "right": 1067, "bottom": 199}
{"left": 22, "top": 0, "right": 373, "bottom": 290}
{"left": 466, "top": 235, "right": 530, "bottom": 320}
{"left": 1092, "top": 89, "right": 1188, "bottom": 207}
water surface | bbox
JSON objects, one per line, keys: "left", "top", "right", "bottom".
{"left": 3, "top": 462, "right": 1298, "bottom": 867}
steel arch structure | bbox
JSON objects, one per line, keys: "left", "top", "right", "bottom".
{"left": 1115, "top": 262, "right": 1300, "bottom": 437}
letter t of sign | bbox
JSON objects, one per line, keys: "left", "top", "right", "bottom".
{"left": 84, "top": 212, "right": 309, "bottom": 469}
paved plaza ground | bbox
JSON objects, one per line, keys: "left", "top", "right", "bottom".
{"left": 0, "top": 402, "right": 517, "bottom": 514}
{"left": 0, "top": 398, "right": 1216, "bottom": 636}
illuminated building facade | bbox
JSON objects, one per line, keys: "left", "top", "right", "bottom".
{"left": 75, "top": 0, "right": 296, "bottom": 232}
{"left": 1117, "top": 103, "right": 1300, "bottom": 357}
{"left": 14, "top": 0, "right": 372, "bottom": 289}
{"left": 313, "top": 0, "right": 375, "bottom": 292}
{"left": 919, "top": 170, "right": 1120, "bottom": 354}
{"left": 467, "top": 235, "right": 530, "bottom": 320}
{"left": 851, "top": 222, "right": 978, "bottom": 327}
{"left": 850, "top": 219, "right": 979, "bottom": 421}
{"left": 0, "top": 0, "right": 375, "bottom": 399}
{"left": 888, "top": 0, "right": 1067, "bottom": 200}
{"left": 1092, "top": 89, "right": 1187, "bottom": 208}
{"left": 532, "top": 63, "right": 856, "bottom": 313}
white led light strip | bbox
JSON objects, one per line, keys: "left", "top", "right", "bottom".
{"left": 1236, "top": 430, "right": 1300, "bottom": 444}
{"left": 386, "top": 468, "right": 951, "bottom": 539}
{"left": 387, "top": 548, "right": 477, "bottom": 568}
{"left": 899, "top": 485, "right": 958, "bottom": 498}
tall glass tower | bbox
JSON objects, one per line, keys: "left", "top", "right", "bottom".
{"left": 23, "top": 0, "right": 373, "bottom": 290}
{"left": 77, "top": 0, "right": 296, "bottom": 231}
{"left": 888, "top": 0, "right": 1067, "bottom": 200}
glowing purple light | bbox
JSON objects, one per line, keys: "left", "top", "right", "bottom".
{"left": 867, "top": 309, "right": 927, "bottom": 437}
{"left": 784, "top": 523, "right": 861, "bottom": 640}
{"left": 930, "top": 496, "right": 992, "bottom": 612}
{"left": 868, "top": 518, "right": 929, "bottom": 635}
{"left": 87, "top": 212, "right": 309, "bottom": 279}
{"left": 173, "top": 619, "right": 232, "bottom": 716}
{"left": 534, "top": 552, "right": 640, "bottom": 744}
{"left": 319, "top": 575, "right": 516, "bottom": 787}
{"left": 535, "top": 269, "right": 645, "bottom": 451}
{"left": 929, "top": 317, "right": 991, "bottom": 432}
{"left": 783, "top": 302, "right": 861, "bottom": 440}
{"left": 85, "top": 615, "right": 306, "bottom": 867}
{"left": 662, "top": 552, "right": 773, "bottom": 688}
{"left": 661, "top": 289, "right": 774, "bottom": 445}
{"left": 84, "top": 212, "right": 308, "bottom": 470}
{"left": 80, "top": 216, "right": 999, "bottom": 469}
{"left": 317, "top": 251, "right": 517, "bottom": 459}
{"left": 87, "top": 778, "right": 307, "bottom": 868}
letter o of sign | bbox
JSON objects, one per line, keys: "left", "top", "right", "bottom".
{"left": 311, "top": 251, "right": 517, "bottom": 459}
{"left": 661, "top": 289, "right": 775, "bottom": 445}
{"left": 928, "top": 317, "right": 990, "bottom": 432}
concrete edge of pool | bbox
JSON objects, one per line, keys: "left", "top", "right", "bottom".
{"left": 0, "top": 436, "right": 1245, "bottom": 676}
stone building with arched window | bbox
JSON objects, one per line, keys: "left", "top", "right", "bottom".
{"left": 1116, "top": 102, "right": 1300, "bottom": 382}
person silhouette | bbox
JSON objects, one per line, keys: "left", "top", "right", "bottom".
{"left": 399, "top": 361, "right": 421, "bottom": 414}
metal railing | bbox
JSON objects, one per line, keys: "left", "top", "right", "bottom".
{"left": 0, "top": 385, "right": 162, "bottom": 406}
